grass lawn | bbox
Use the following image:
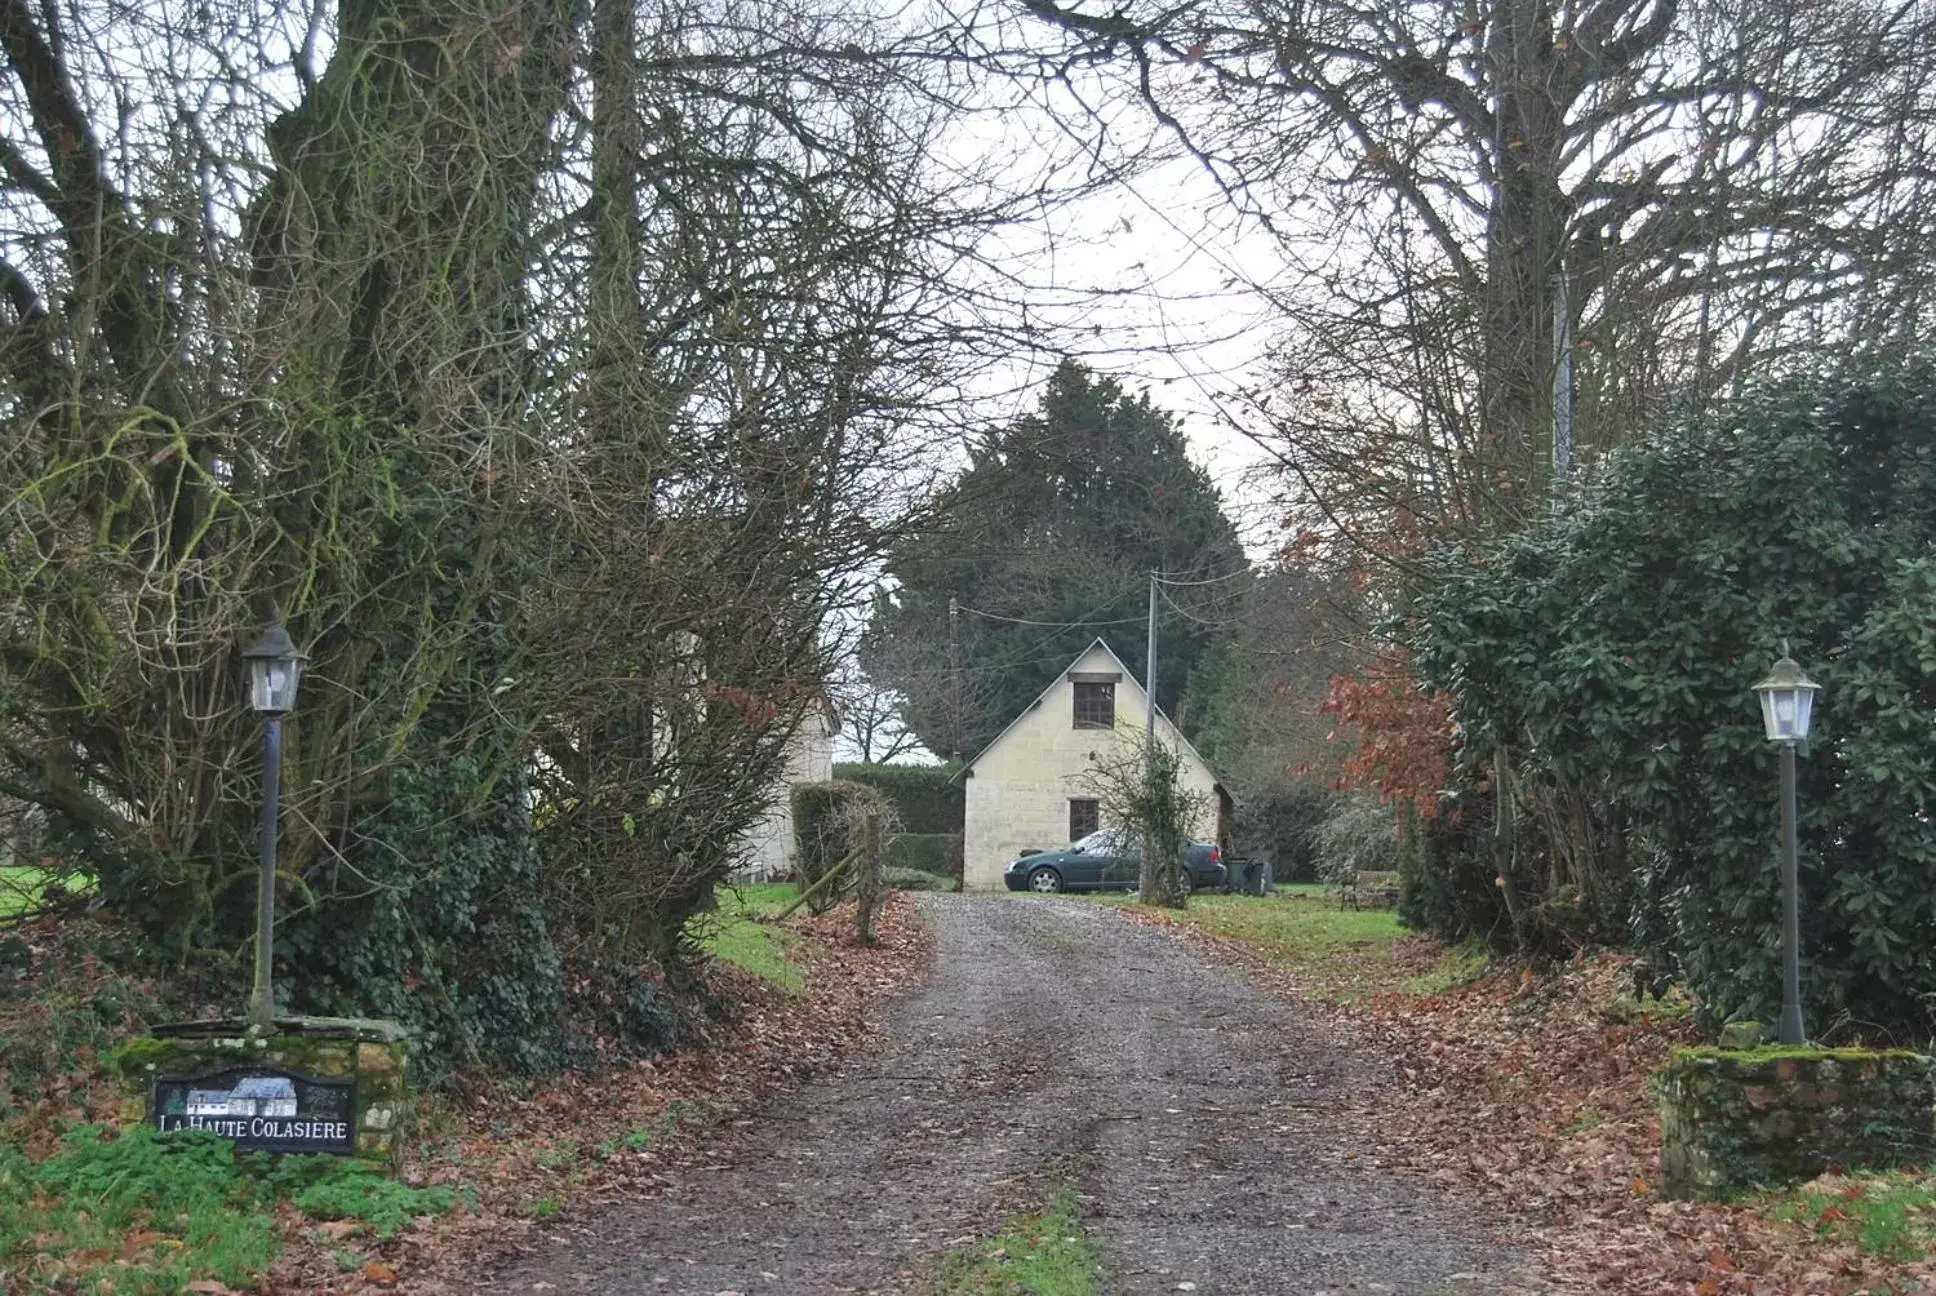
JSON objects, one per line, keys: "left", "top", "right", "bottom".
{"left": 1759, "top": 1168, "right": 1936, "bottom": 1262}
{"left": 0, "top": 866, "right": 64, "bottom": 920}
{"left": 1089, "top": 886, "right": 1486, "bottom": 1001}
{"left": 920, "top": 1187, "right": 1103, "bottom": 1295}
{"left": 697, "top": 882, "right": 809, "bottom": 992}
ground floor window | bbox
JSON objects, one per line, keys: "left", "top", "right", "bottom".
{"left": 1068, "top": 798, "right": 1099, "bottom": 841}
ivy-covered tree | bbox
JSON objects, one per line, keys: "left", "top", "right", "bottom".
{"left": 1409, "top": 363, "right": 1936, "bottom": 1037}
{"left": 0, "top": 0, "right": 1030, "bottom": 1079}
{"left": 862, "top": 360, "right": 1245, "bottom": 760}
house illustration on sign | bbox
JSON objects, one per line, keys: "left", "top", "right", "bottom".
{"left": 185, "top": 1075, "right": 298, "bottom": 1118}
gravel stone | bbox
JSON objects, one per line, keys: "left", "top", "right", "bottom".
{"left": 471, "top": 894, "right": 1552, "bottom": 1294}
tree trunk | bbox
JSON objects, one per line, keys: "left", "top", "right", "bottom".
{"left": 1480, "top": 0, "right": 1567, "bottom": 520}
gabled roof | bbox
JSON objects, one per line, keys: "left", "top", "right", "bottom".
{"left": 951, "top": 638, "right": 1222, "bottom": 788}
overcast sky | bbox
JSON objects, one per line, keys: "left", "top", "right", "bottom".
{"left": 922, "top": 36, "right": 1295, "bottom": 559}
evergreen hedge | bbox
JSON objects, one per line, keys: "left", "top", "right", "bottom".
{"left": 884, "top": 832, "right": 961, "bottom": 880}
{"left": 790, "top": 780, "right": 891, "bottom": 914}
{"left": 832, "top": 763, "right": 963, "bottom": 833}
{"left": 1409, "top": 363, "right": 1936, "bottom": 1034}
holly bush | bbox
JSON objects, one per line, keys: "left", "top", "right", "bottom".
{"left": 1411, "top": 365, "right": 1936, "bottom": 1037}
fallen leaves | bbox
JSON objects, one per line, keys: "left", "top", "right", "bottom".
{"left": 264, "top": 893, "right": 930, "bottom": 1293}
{"left": 1145, "top": 917, "right": 1936, "bottom": 1294}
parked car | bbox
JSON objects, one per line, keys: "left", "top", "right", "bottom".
{"left": 1003, "top": 828, "right": 1226, "bottom": 894}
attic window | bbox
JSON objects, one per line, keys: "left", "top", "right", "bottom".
{"left": 1073, "top": 681, "right": 1114, "bottom": 729}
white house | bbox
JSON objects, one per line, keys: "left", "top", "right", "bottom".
{"left": 734, "top": 704, "right": 838, "bottom": 883}
{"left": 187, "top": 1075, "right": 298, "bottom": 1118}
{"left": 958, "top": 639, "right": 1225, "bottom": 891}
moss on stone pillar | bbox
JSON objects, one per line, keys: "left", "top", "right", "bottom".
{"left": 111, "top": 1016, "right": 412, "bottom": 1168}
{"left": 1656, "top": 1046, "right": 1935, "bottom": 1199}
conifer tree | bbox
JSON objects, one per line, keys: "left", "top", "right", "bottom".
{"left": 863, "top": 360, "right": 1244, "bottom": 760}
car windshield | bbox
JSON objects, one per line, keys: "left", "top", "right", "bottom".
{"left": 1070, "top": 830, "right": 1207, "bottom": 858}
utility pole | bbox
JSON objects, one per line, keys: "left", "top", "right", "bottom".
{"left": 1143, "top": 572, "right": 1167, "bottom": 904}
{"left": 947, "top": 595, "right": 962, "bottom": 765}
{"left": 1144, "top": 573, "right": 1159, "bottom": 755}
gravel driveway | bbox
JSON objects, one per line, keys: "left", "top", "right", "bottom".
{"left": 474, "top": 894, "right": 1547, "bottom": 1294}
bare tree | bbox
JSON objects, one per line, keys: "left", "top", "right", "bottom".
{"left": 1087, "top": 734, "right": 1209, "bottom": 909}
{"left": 0, "top": 0, "right": 1100, "bottom": 1060}
{"left": 1009, "top": 0, "right": 1936, "bottom": 547}
{"left": 833, "top": 660, "right": 927, "bottom": 765}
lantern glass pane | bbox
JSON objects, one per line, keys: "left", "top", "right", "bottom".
{"left": 1758, "top": 688, "right": 1803, "bottom": 741}
{"left": 249, "top": 659, "right": 300, "bottom": 712}
{"left": 1793, "top": 688, "right": 1814, "bottom": 741}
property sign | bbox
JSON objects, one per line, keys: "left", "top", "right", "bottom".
{"left": 152, "top": 1065, "right": 356, "bottom": 1155}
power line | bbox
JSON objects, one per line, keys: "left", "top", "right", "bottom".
{"left": 883, "top": 647, "right": 1140, "bottom": 681}
{"left": 1152, "top": 567, "right": 1252, "bottom": 588}
{"left": 954, "top": 605, "right": 1148, "bottom": 629}
{"left": 1157, "top": 582, "right": 1241, "bottom": 629}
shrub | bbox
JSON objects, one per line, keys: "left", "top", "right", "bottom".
{"left": 1228, "top": 781, "right": 1337, "bottom": 882}
{"left": 1396, "top": 792, "right": 1513, "bottom": 946}
{"left": 277, "top": 758, "right": 566, "bottom": 1085}
{"left": 1312, "top": 793, "right": 1397, "bottom": 886}
{"left": 1084, "top": 735, "right": 1208, "bottom": 908}
{"left": 790, "top": 780, "right": 892, "bottom": 915}
{"left": 280, "top": 1159, "right": 456, "bottom": 1237}
{"left": 0, "top": 1124, "right": 460, "bottom": 1291}
{"left": 1410, "top": 363, "right": 1936, "bottom": 1033}
{"left": 884, "top": 867, "right": 951, "bottom": 891}
{"left": 884, "top": 832, "right": 961, "bottom": 880}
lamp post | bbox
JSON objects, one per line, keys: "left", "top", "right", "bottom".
{"left": 241, "top": 624, "right": 305, "bottom": 1031}
{"left": 1752, "top": 647, "right": 1820, "bottom": 1047}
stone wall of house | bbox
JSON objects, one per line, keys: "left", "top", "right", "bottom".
{"left": 962, "top": 643, "right": 1219, "bottom": 891}
{"left": 736, "top": 710, "right": 837, "bottom": 883}
{"left": 1657, "top": 1047, "right": 1935, "bottom": 1198}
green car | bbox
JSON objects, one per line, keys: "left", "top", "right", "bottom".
{"left": 1002, "top": 828, "right": 1227, "bottom": 895}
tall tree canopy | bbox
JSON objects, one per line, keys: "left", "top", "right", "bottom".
{"left": 863, "top": 360, "right": 1245, "bottom": 761}
{"left": 1007, "top": 0, "right": 1936, "bottom": 551}
{"left": 0, "top": 0, "right": 1038, "bottom": 1077}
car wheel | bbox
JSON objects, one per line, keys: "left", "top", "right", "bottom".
{"left": 1027, "top": 867, "right": 1063, "bottom": 894}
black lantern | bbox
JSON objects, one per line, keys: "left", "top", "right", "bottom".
{"left": 1752, "top": 651, "right": 1820, "bottom": 744}
{"left": 1752, "top": 645, "right": 1820, "bottom": 1047}
{"left": 242, "top": 623, "right": 304, "bottom": 1029}
{"left": 242, "top": 624, "right": 305, "bottom": 714}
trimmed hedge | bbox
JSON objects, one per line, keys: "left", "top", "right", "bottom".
{"left": 833, "top": 762, "right": 963, "bottom": 834}
{"left": 885, "top": 832, "right": 961, "bottom": 880}
{"left": 790, "top": 780, "right": 891, "bottom": 915}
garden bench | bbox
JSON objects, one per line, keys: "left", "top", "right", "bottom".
{"left": 1340, "top": 870, "right": 1399, "bottom": 910}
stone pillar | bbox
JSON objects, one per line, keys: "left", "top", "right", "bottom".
{"left": 1657, "top": 1047, "right": 1936, "bottom": 1198}
{"left": 113, "top": 1015, "right": 411, "bottom": 1166}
